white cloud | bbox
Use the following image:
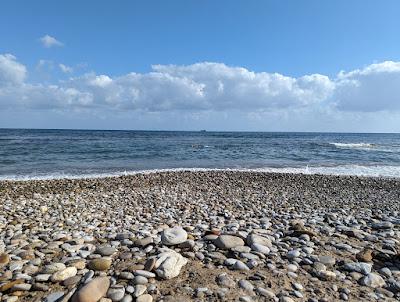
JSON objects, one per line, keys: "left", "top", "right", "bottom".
{"left": 39, "top": 35, "right": 64, "bottom": 48}
{"left": 0, "top": 54, "right": 27, "bottom": 85}
{"left": 334, "top": 61, "right": 400, "bottom": 111}
{"left": 59, "top": 63, "right": 73, "bottom": 73}
{"left": 1, "top": 54, "right": 400, "bottom": 120}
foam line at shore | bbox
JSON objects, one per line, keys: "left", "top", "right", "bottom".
{"left": 2, "top": 164, "right": 400, "bottom": 181}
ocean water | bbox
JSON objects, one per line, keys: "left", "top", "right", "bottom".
{"left": 1, "top": 129, "right": 400, "bottom": 180}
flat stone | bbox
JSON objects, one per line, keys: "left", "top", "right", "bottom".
{"left": 134, "top": 284, "right": 147, "bottom": 297}
{"left": 51, "top": 267, "right": 78, "bottom": 282}
{"left": 215, "top": 235, "right": 245, "bottom": 250}
{"left": 135, "top": 237, "right": 153, "bottom": 247}
{"left": 251, "top": 243, "right": 270, "bottom": 254}
{"left": 134, "top": 270, "right": 156, "bottom": 278}
{"left": 43, "top": 263, "right": 66, "bottom": 274}
{"left": 247, "top": 234, "right": 272, "bottom": 247}
{"left": 96, "top": 246, "right": 117, "bottom": 256}
{"left": 45, "top": 292, "right": 65, "bottom": 302}
{"left": 342, "top": 262, "right": 372, "bottom": 275}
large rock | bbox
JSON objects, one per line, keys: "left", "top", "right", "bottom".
{"left": 72, "top": 277, "right": 110, "bottom": 302}
{"left": 360, "top": 273, "right": 386, "bottom": 288}
{"left": 215, "top": 235, "right": 245, "bottom": 250}
{"left": 161, "top": 227, "right": 188, "bottom": 245}
{"left": 154, "top": 249, "right": 188, "bottom": 279}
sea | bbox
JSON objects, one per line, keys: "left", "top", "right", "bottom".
{"left": 1, "top": 129, "right": 400, "bottom": 180}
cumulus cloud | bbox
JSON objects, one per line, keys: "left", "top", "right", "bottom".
{"left": 334, "top": 61, "right": 400, "bottom": 111}
{"left": 39, "top": 35, "right": 64, "bottom": 48}
{"left": 0, "top": 53, "right": 400, "bottom": 116}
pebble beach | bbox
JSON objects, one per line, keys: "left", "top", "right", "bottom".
{"left": 0, "top": 170, "right": 400, "bottom": 302}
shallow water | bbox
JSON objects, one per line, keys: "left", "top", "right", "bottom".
{"left": 1, "top": 129, "right": 400, "bottom": 179}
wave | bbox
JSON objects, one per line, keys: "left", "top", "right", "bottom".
{"left": 330, "top": 142, "right": 375, "bottom": 149}
{"left": 2, "top": 165, "right": 400, "bottom": 181}
{"left": 329, "top": 142, "right": 400, "bottom": 153}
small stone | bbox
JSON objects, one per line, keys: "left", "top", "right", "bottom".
{"left": 287, "top": 250, "right": 301, "bottom": 259}
{"left": 134, "top": 284, "right": 147, "bottom": 297}
{"left": 43, "top": 263, "right": 67, "bottom": 274}
{"left": 135, "top": 237, "right": 154, "bottom": 247}
{"left": 256, "top": 287, "right": 275, "bottom": 298}
{"left": 133, "top": 276, "right": 148, "bottom": 285}
{"left": 319, "top": 255, "right": 336, "bottom": 267}
{"left": 134, "top": 270, "right": 156, "bottom": 278}
{"left": 238, "top": 279, "right": 254, "bottom": 292}
{"left": 356, "top": 249, "right": 373, "bottom": 262}
{"left": 45, "top": 292, "right": 65, "bottom": 302}
{"left": 96, "top": 246, "right": 117, "bottom": 256}
{"left": 233, "top": 260, "right": 249, "bottom": 271}
{"left": 216, "top": 273, "right": 235, "bottom": 287}
{"left": 342, "top": 262, "right": 372, "bottom": 275}
{"left": 107, "top": 286, "right": 125, "bottom": 301}
{"left": 0, "top": 253, "right": 10, "bottom": 267}
{"left": 144, "top": 258, "right": 156, "bottom": 271}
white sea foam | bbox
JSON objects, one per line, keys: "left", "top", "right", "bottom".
{"left": 330, "top": 142, "right": 375, "bottom": 149}
{"left": 2, "top": 165, "right": 400, "bottom": 181}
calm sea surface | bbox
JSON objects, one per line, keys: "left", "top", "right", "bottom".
{"left": 1, "top": 129, "right": 400, "bottom": 179}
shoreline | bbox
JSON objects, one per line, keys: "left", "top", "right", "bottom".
{"left": 1, "top": 170, "right": 399, "bottom": 301}
{"left": 2, "top": 165, "right": 400, "bottom": 183}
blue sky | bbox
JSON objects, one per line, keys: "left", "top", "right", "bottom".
{"left": 1, "top": 0, "right": 400, "bottom": 131}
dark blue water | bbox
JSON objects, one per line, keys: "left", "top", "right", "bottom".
{"left": 1, "top": 129, "right": 400, "bottom": 179}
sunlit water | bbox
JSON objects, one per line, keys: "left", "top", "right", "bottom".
{"left": 1, "top": 129, "right": 400, "bottom": 180}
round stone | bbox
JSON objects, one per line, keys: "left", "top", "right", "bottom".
{"left": 161, "top": 227, "right": 188, "bottom": 245}
{"left": 88, "top": 258, "right": 112, "bottom": 271}
{"left": 136, "top": 294, "right": 153, "bottom": 302}
{"left": 360, "top": 273, "right": 386, "bottom": 288}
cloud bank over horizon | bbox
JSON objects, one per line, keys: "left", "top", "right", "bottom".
{"left": 1, "top": 53, "right": 400, "bottom": 131}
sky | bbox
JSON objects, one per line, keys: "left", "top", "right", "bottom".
{"left": 1, "top": 0, "right": 400, "bottom": 132}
